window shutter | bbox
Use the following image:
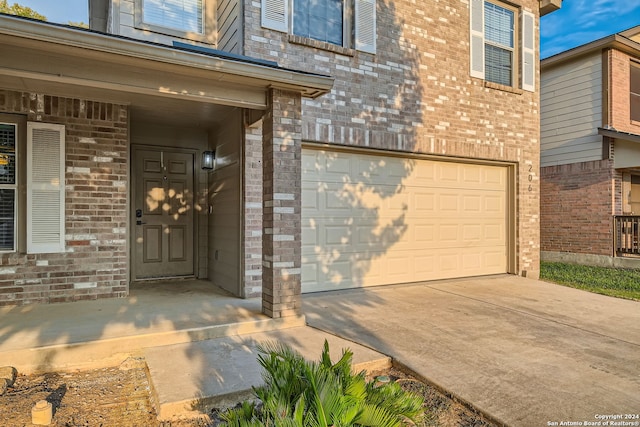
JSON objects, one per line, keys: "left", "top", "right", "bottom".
{"left": 261, "top": 0, "right": 288, "bottom": 32}
{"left": 27, "top": 122, "right": 65, "bottom": 254}
{"left": 521, "top": 9, "right": 535, "bottom": 92}
{"left": 469, "top": 0, "right": 485, "bottom": 79}
{"left": 355, "top": 0, "right": 376, "bottom": 54}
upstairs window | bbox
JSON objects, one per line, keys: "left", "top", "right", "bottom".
{"left": 135, "top": 0, "right": 215, "bottom": 43}
{"left": 632, "top": 62, "right": 640, "bottom": 122}
{"left": 484, "top": 2, "right": 514, "bottom": 86}
{"left": 470, "top": 0, "right": 535, "bottom": 92}
{"left": 293, "top": 0, "right": 343, "bottom": 46}
{"left": 143, "top": 0, "right": 204, "bottom": 34}
{"left": 262, "top": 0, "right": 376, "bottom": 54}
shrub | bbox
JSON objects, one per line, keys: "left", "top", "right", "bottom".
{"left": 220, "top": 340, "right": 424, "bottom": 427}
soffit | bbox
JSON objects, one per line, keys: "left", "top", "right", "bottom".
{"left": 0, "top": 15, "right": 333, "bottom": 128}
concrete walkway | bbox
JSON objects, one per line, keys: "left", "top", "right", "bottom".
{"left": 0, "top": 279, "right": 390, "bottom": 421}
{"left": 145, "top": 327, "right": 389, "bottom": 420}
{"left": 303, "top": 275, "right": 640, "bottom": 427}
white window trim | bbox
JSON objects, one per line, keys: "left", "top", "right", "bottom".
{"left": 262, "top": 0, "right": 376, "bottom": 54}
{"left": 0, "top": 121, "right": 17, "bottom": 253}
{"left": 470, "top": 0, "right": 536, "bottom": 92}
{"left": 134, "top": 0, "right": 217, "bottom": 44}
{"left": 290, "top": 0, "right": 350, "bottom": 48}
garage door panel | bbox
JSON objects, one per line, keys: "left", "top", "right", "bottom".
{"left": 484, "top": 167, "right": 505, "bottom": 186}
{"left": 438, "top": 194, "right": 459, "bottom": 211}
{"left": 463, "top": 195, "right": 482, "bottom": 212}
{"left": 386, "top": 253, "right": 413, "bottom": 277}
{"left": 302, "top": 149, "right": 509, "bottom": 292}
{"left": 484, "top": 195, "right": 505, "bottom": 212}
{"left": 463, "top": 165, "right": 482, "bottom": 184}
{"left": 302, "top": 185, "right": 320, "bottom": 210}
{"left": 414, "top": 254, "right": 436, "bottom": 275}
{"left": 438, "top": 163, "right": 460, "bottom": 182}
{"left": 301, "top": 224, "right": 319, "bottom": 251}
{"left": 414, "top": 192, "right": 436, "bottom": 212}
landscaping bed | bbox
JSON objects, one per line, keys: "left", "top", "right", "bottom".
{"left": 0, "top": 361, "right": 496, "bottom": 426}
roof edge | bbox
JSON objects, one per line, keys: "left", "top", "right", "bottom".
{"left": 542, "top": 34, "right": 640, "bottom": 69}
{"left": 598, "top": 127, "right": 640, "bottom": 144}
{"left": 0, "top": 13, "right": 334, "bottom": 98}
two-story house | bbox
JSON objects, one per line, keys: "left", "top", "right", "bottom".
{"left": 541, "top": 26, "right": 640, "bottom": 268}
{"left": 0, "top": 0, "right": 560, "bottom": 316}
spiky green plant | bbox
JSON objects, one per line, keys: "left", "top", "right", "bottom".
{"left": 220, "top": 340, "right": 424, "bottom": 427}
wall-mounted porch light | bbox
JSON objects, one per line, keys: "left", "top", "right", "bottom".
{"left": 202, "top": 150, "right": 215, "bottom": 170}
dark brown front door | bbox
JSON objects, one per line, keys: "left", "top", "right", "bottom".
{"left": 133, "top": 147, "right": 194, "bottom": 279}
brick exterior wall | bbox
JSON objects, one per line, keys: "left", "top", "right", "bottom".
{"left": 242, "top": 118, "right": 263, "bottom": 298}
{"left": 540, "top": 160, "right": 616, "bottom": 256}
{"left": 608, "top": 49, "right": 640, "bottom": 134}
{"left": 0, "top": 90, "right": 128, "bottom": 306}
{"left": 261, "top": 89, "right": 303, "bottom": 318}
{"left": 244, "top": 0, "right": 542, "bottom": 279}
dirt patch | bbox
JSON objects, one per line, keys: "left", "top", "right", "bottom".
{"left": 0, "top": 362, "right": 497, "bottom": 426}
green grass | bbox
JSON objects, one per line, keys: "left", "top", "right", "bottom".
{"left": 540, "top": 262, "right": 640, "bottom": 301}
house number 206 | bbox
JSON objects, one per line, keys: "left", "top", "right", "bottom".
{"left": 528, "top": 165, "right": 533, "bottom": 192}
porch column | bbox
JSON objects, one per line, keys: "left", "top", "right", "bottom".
{"left": 262, "top": 88, "right": 303, "bottom": 318}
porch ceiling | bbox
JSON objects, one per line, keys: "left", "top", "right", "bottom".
{"left": 0, "top": 14, "right": 333, "bottom": 129}
{"left": 0, "top": 72, "right": 234, "bottom": 129}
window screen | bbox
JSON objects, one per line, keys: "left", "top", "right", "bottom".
{"left": 0, "top": 123, "right": 16, "bottom": 251}
{"left": 293, "top": 0, "right": 343, "bottom": 46}
{"left": 484, "top": 1, "right": 514, "bottom": 86}
{"left": 143, "top": 0, "right": 203, "bottom": 33}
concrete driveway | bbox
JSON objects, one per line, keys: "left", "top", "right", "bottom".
{"left": 303, "top": 275, "right": 640, "bottom": 427}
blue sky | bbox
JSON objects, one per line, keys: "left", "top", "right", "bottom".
{"left": 541, "top": 0, "right": 640, "bottom": 59}
{"left": 9, "top": 0, "right": 640, "bottom": 59}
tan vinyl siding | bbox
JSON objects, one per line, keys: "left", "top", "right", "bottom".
{"left": 208, "top": 111, "right": 242, "bottom": 295}
{"left": 217, "top": 0, "right": 242, "bottom": 54}
{"left": 541, "top": 53, "right": 603, "bottom": 167}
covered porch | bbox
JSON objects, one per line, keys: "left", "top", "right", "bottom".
{"left": 602, "top": 128, "right": 640, "bottom": 258}
{"left": 0, "top": 15, "right": 332, "bottom": 316}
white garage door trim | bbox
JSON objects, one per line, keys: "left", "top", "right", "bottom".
{"left": 302, "top": 146, "right": 515, "bottom": 293}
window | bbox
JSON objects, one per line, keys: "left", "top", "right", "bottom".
{"left": 143, "top": 0, "right": 203, "bottom": 33}
{"left": 470, "top": 0, "right": 535, "bottom": 92}
{"left": 0, "top": 117, "right": 65, "bottom": 254}
{"left": 293, "top": 0, "right": 343, "bottom": 46}
{"left": 262, "top": 0, "right": 376, "bottom": 54}
{"left": 484, "top": 2, "right": 514, "bottom": 86}
{"left": 0, "top": 123, "right": 17, "bottom": 252}
{"left": 631, "top": 62, "right": 640, "bottom": 122}
{"left": 135, "top": 0, "right": 215, "bottom": 43}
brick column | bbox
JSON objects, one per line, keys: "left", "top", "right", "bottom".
{"left": 262, "top": 89, "right": 302, "bottom": 318}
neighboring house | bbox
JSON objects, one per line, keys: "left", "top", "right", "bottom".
{"left": 541, "top": 26, "right": 640, "bottom": 268}
{"left": 0, "top": 0, "right": 560, "bottom": 315}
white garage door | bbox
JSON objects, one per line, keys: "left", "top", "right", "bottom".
{"left": 302, "top": 149, "right": 509, "bottom": 293}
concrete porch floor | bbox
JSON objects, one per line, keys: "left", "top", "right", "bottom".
{"left": 0, "top": 280, "right": 305, "bottom": 373}
{"left": 0, "top": 279, "right": 390, "bottom": 421}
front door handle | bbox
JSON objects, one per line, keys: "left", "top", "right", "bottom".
{"left": 136, "top": 220, "right": 147, "bottom": 225}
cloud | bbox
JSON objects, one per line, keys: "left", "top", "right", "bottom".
{"left": 541, "top": 0, "right": 640, "bottom": 59}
